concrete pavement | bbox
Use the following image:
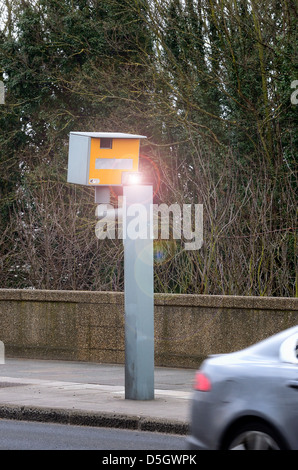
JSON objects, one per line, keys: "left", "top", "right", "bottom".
{"left": 0, "top": 358, "right": 196, "bottom": 435}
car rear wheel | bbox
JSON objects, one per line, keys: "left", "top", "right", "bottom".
{"left": 224, "top": 422, "right": 285, "bottom": 450}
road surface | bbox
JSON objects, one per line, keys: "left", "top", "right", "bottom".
{"left": 0, "top": 419, "right": 188, "bottom": 450}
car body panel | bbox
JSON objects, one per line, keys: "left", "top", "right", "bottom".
{"left": 187, "top": 326, "right": 298, "bottom": 450}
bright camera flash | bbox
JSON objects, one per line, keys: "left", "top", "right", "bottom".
{"left": 122, "top": 172, "right": 142, "bottom": 185}
{"left": 128, "top": 173, "right": 141, "bottom": 184}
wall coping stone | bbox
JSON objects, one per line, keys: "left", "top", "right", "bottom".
{"left": 0, "top": 289, "right": 297, "bottom": 311}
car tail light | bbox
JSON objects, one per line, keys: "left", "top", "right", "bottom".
{"left": 194, "top": 371, "right": 212, "bottom": 391}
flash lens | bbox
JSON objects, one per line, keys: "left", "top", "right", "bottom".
{"left": 122, "top": 172, "right": 142, "bottom": 185}
{"left": 128, "top": 174, "right": 141, "bottom": 184}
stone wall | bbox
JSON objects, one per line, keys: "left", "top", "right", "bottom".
{"left": 0, "top": 289, "right": 297, "bottom": 368}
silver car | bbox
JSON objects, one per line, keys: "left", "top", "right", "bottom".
{"left": 187, "top": 326, "right": 298, "bottom": 450}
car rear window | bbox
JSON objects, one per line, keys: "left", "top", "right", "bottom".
{"left": 280, "top": 334, "right": 298, "bottom": 364}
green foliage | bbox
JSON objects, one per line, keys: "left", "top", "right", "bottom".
{"left": 0, "top": 0, "right": 296, "bottom": 295}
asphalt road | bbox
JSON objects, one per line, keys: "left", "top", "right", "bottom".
{"left": 0, "top": 419, "right": 188, "bottom": 450}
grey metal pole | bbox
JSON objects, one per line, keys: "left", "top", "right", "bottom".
{"left": 123, "top": 184, "right": 154, "bottom": 400}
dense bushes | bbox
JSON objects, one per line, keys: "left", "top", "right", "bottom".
{"left": 0, "top": 0, "right": 297, "bottom": 295}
